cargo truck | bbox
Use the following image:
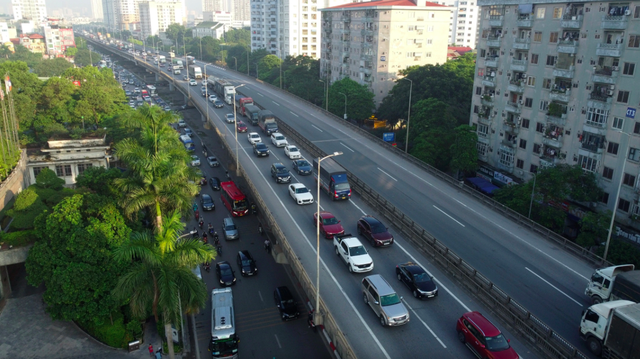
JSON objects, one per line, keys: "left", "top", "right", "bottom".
{"left": 186, "top": 55, "right": 195, "bottom": 64}
{"left": 239, "top": 97, "right": 254, "bottom": 116}
{"left": 189, "top": 66, "right": 202, "bottom": 79}
{"left": 169, "top": 52, "right": 175, "bottom": 59}
{"left": 158, "top": 55, "right": 166, "bottom": 64}
{"left": 213, "top": 78, "right": 235, "bottom": 105}
{"left": 173, "top": 65, "right": 181, "bottom": 75}
{"left": 579, "top": 300, "right": 640, "bottom": 358}
{"left": 172, "top": 58, "right": 184, "bottom": 69}
{"left": 209, "top": 288, "right": 239, "bottom": 359}
{"left": 585, "top": 264, "right": 640, "bottom": 304}
{"left": 257, "top": 110, "right": 278, "bottom": 135}
{"left": 233, "top": 95, "right": 246, "bottom": 111}
{"left": 243, "top": 105, "right": 261, "bottom": 125}
{"left": 313, "top": 157, "right": 351, "bottom": 200}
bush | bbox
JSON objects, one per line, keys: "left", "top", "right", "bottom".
{"left": 596, "top": 239, "right": 640, "bottom": 267}
{"left": 6, "top": 199, "right": 48, "bottom": 230}
{"left": 82, "top": 313, "right": 128, "bottom": 349}
{"left": 0, "top": 230, "right": 36, "bottom": 247}
{"left": 13, "top": 188, "right": 39, "bottom": 211}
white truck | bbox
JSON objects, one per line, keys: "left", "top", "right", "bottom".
{"left": 585, "top": 264, "right": 640, "bottom": 304}
{"left": 189, "top": 66, "right": 202, "bottom": 79}
{"left": 173, "top": 65, "right": 181, "bottom": 75}
{"left": 333, "top": 234, "right": 374, "bottom": 273}
{"left": 158, "top": 55, "right": 166, "bottom": 64}
{"left": 579, "top": 300, "right": 640, "bottom": 358}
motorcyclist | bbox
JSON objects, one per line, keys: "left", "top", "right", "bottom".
{"left": 199, "top": 218, "right": 204, "bottom": 229}
{"left": 208, "top": 223, "right": 213, "bottom": 234}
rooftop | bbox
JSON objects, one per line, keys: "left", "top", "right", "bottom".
{"left": 195, "top": 21, "right": 223, "bottom": 29}
{"left": 326, "top": 0, "right": 446, "bottom": 10}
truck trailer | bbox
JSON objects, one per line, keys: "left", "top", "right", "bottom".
{"left": 585, "top": 264, "right": 640, "bottom": 304}
{"left": 243, "top": 105, "right": 261, "bottom": 125}
{"left": 213, "top": 78, "right": 235, "bottom": 105}
{"left": 313, "top": 157, "right": 351, "bottom": 200}
{"left": 257, "top": 110, "right": 278, "bottom": 135}
{"left": 189, "top": 66, "right": 202, "bottom": 79}
{"left": 580, "top": 300, "right": 640, "bottom": 358}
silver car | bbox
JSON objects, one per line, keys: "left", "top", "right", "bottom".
{"left": 222, "top": 217, "right": 239, "bottom": 240}
{"left": 361, "top": 274, "right": 409, "bottom": 327}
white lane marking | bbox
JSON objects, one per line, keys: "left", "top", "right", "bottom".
{"left": 340, "top": 143, "right": 355, "bottom": 152}
{"left": 525, "top": 267, "right": 583, "bottom": 306}
{"left": 257, "top": 92, "right": 264, "bottom": 97}
{"left": 258, "top": 290, "right": 264, "bottom": 303}
{"left": 377, "top": 167, "right": 398, "bottom": 182}
{"left": 433, "top": 205, "right": 465, "bottom": 227}
{"left": 274, "top": 334, "right": 282, "bottom": 349}
{"left": 349, "top": 199, "right": 366, "bottom": 216}
{"left": 311, "top": 125, "right": 324, "bottom": 132}
{"left": 270, "top": 150, "right": 281, "bottom": 161}
{"left": 273, "top": 101, "right": 281, "bottom": 106}
{"left": 402, "top": 299, "right": 447, "bottom": 348}
{"left": 290, "top": 111, "right": 299, "bottom": 117}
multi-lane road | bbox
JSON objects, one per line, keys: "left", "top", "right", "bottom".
{"left": 95, "top": 39, "right": 598, "bottom": 358}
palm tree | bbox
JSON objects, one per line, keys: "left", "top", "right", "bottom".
{"left": 113, "top": 211, "right": 216, "bottom": 359}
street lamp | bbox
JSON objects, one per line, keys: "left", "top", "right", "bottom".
{"left": 338, "top": 92, "right": 347, "bottom": 119}
{"left": 401, "top": 77, "right": 413, "bottom": 153}
{"left": 603, "top": 130, "right": 631, "bottom": 263}
{"left": 204, "top": 66, "right": 210, "bottom": 127}
{"left": 528, "top": 172, "right": 537, "bottom": 219}
{"left": 233, "top": 84, "right": 245, "bottom": 175}
{"left": 185, "top": 51, "right": 192, "bottom": 100}
{"left": 319, "top": 79, "right": 328, "bottom": 111}
{"left": 315, "top": 152, "right": 343, "bottom": 325}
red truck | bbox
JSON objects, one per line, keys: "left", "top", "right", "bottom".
{"left": 239, "top": 97, "right": 254, "bottom": 117}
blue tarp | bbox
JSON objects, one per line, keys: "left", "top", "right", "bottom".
{"left": 466, "top": 177, "right": 500, "bottom": 195}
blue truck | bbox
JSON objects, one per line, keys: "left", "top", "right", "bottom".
{"left": 313, "top": 157, "right": 351, "bottom": 200}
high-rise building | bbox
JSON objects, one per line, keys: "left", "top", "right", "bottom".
{"left": 470, "top": 0, "right": 640, "bottom": 222}
{"left": 320, "top": 0, "right": 451, "bottom": 106}
{"left": 11, "top": 0, "right": 47, "bottom": 23}
{"left": 102, "top": 0, "right": 143, "bottom": 31}
{"left": 434, "top": 0, "right": 479, "bottom": 47}
{"left": 233, "top": 0, "right": 249, "bottom": 22}
{"left": 43, "top": 24, "right": 75, "bottom": 56}
{"left": 139, "top": 0, "right": 185, "bottom": 39}
{"left": 92, "top": 0, "right": 104, "bottom": 20}
{"left": 203, "top": 0, "right": 224, "bottom": 12}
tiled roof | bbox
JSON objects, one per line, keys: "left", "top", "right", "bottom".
{"left": 327, "top": 0, "right": 446, "bottom": 9}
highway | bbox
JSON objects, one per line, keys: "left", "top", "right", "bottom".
{"left": 93, "top": 38, "right": 595, "bottom": 358}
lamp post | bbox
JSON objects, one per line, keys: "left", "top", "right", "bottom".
{"left": 319, "top": 79, "right": 328, "bottom": 111}
{"left": 233, "top": 84, "right": 245, "bottom": 175}
{"left": 185, "top": 51, "right": 192, "bottom": 100}
{"left": 603, "top": 130, "right": 631, "bottom": 263}
{"left": 315, "top": 152, "right": 343, "bottom": 325}
{"left": 246, "top": 50, "right": 250, "bottom": 75}
{"left": 232, "top": 56, "right": 238, "bottom": 72}
{"left": 528, "top": 172, "right": 537, "bottom": 219}
{"left": 338, "top": 92, "right": 347, "bottom": 119}
{"left": 204, "top": 66, "right": 210, "bottom": 126}
{"left": 401, "top": 77, "right": 413, "bottom": 153}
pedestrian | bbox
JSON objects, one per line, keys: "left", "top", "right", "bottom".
{"left": 264, "top": 238, "right": 271, "bottom": 253}
{"left": 148, "top": 344, "right": 154, "bottom": 357}
{"left": 155, "top": 351, "right": 162, "bottom": 359}
{"left": 258, "top": 224, "right": 264, "bottom": 236}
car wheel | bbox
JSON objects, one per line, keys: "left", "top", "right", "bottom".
{"left": 379, "top": 315, "right": 386, "bottom": 327}
{"left": 357, "top": 226, "right": 362, "bottom": 235}
{"left": 587, "top": 337, "right": 602, "bottom": 356}
{"left": 363, "top": 293, "right": 368, "bottom": 305}
{"left": 335, "top": 246, "right": 340, "bottom": 256}
{"left": 396, "top": 272, "right": 402, "bottom": 281}
{"left": 413, "top": 290, "right": 419, "bottom": 299}
{"left": 457, "top": 330, "right": 465, "bottom": 343}
{"left": 348, "top": 265, "right": 353, "bottom": 273}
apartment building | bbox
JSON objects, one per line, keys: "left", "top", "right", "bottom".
{"left": 434, "top": 0, "right": 479, "bottom": 47}
{"left": 203, "top": 10, "right": 232, "bottom": 23}
{"left": 471, "top": 0, "right": 640, "bottom": 223}
{"left": 250, "top": 0, "right": 353, "bottom": 58}
{"left": 18, "top": 33, "right": 45, "bottom": 54}
{"left": 102, "top": 0, "right": 142, "bottom": 31}
{"left": 233, "top": 0, "right": 250, "bottom": 22}
{"left": 92, "top": 0, "right": 104, "bottom": 20}
{"left": 138, "top": 0, "right": 185, "bottom": 38}
{"left": 11, "top": 0, "right": 47, "bottom": 23}
{"left": 320, "top": 0, "right": 451, "bottom": 106}
{"left": 43, "top": 25, "right": 75, "bottom": 56}
{"left": 203, "top": 0, "right": 224, "bottom": 12}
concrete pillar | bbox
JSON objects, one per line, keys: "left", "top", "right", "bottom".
{"left": 169, "top": 83, "right": 174, "bottom": 91}
{"left": 155, "top": 73, "right": 159, "bottom": 82}
{"left": 201, "top": 113, "right": 206, "bottom": 123}
{"left": 184, "top": 94, "right": 189, "bottom": 104}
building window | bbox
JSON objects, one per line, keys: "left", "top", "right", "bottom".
{"left": 617, "top": 90, "right": 630, "bottom": 103}
{"left": 634, "top": 122, "right": 640, "bottom": 134}
{"left": 546, "top": 55, "right": 556, "bottom": 66}
{"left": 553, "top": 7, "right": 563, "bottom": 18}
{"left": 536, "top": 7, "right": 546, "bottom": 18}
{"left": 477, "top": 142, "right": 488, "bottom": 156}
{"left": 524, "top": 98, "right": 533, "bottom": 107}
{"left": 579, "top": 155, "right": 598, "bottom": 172}
{"left": 601, "top": 192, "right": 610, "bottom": 204}
{"left": 521, "top": 119, "right": 530, "bottom": 128}
{"left": 516, "top": 158, "right": 524, "bottom": 169}
{"left": 527, "top": 76, "right": 536, "bottom": 86}
{"left": 531, "top": 54, "right": 538, "bottom": 64}
{"left": 549, "top": 32, "right": 558, "bottom": 43}
{"left": 618, "top": 198, "right": 631, "bottom": 212}
{"left": 587, "top": 107, "right": 609, "bottom": 126}
{"left": 518, "top": 139, "right": 527, "bottom": 149}
{"left": 530, "top": 164, "right": 538, "bottom": 173}
{"left": 612, "top": 117, "right": 624, "bottom": 130}
{"left": 77, "top": 163, "right": 93, "bottom": 174}
{"left": 624, "top": 173, "right": 637, "bottom": 186}
{"left": 536, "top": 122, "right": 544, "bottom": 133}
{"left": 542, "top": 78, "right": 552, "bottom": 89}
{"left": 603, "top": 167, "right": 614, "bottom": 180}
{"left": 533, "top": 32, "right": 542, "bottom": 42}
{"left": 629, "top": 35, "right": 640, "bottom": 48}
{"left": 476, "top": 86, "right": 482, "bottom": 95}
{"left": 533, "top": 143, "right": 542, "bottom": 154}
{"left": 608, "top": 141, "right": 619, "bottom": 155}
{"left": 33, "top": 166, "right": 45, "bottom": 178}
{"left": 478, "top": 124, "right": 489, "bottom": 136}
{"left": 623, "top": 62, "right": 635, "bottom": 76}
{"left": 499, "top": 150, "right": 514, "bottom": 167}
{"left": 55, "top": 165, "right": 72, "bottom": 177}
{"left": 629, "top": 147, "right": 640, "bottom": 161}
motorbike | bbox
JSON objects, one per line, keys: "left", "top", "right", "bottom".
{"left": 199, "top": 219, "right": 204, "bottom": 229}
{"left": 203, "top": 263, "right": 211, "bottom": 273}
{"left": 216, "top": 244, "right": 222, "bottom": 255}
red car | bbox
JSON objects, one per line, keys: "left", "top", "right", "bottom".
{"left": 237, "top": 120, "right": 248, "bottom": 133}
{"left": 456, "top": 312, "right": 519, "bottom": 359}
{"left": 313, "top": 211, "right": 345, "bottom": 239}
{"left": 357, "top": 215, "right": 393, "bottom": 247}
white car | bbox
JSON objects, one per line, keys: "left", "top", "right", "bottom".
{"left": 189, "top": 79, "right": 197, "bottom": 86}
{"left": 209, "top": 95, "right": 217, "bottom": 102}
{"left": 289, "top": 183, "right": 314, "bottom": 205}
{"left": 178, "top": 119, "right": 187, "bottom": 128}
{"left": 202, "top": 80, "right": 208, "bottom": 86}
{"left": 284, "top": 145, "right": 301, "bottom": 159}
{"left": 190, "top": 155, "right": 201, "bottom": 166}
{"left": 271, "top": 133, "right": 288, "bottom": 147}
{"left": 247, "top": 132, "right": 261, "bottom": 145}
{"left": 225, "top": 113, "right": 235, "bottom": 123}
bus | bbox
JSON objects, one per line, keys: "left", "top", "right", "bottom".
{"left": 220, "top": 181, "right": 249, "bottom": 217}
{"left": 209, "top": 288, "right": 239, "bottom": 359}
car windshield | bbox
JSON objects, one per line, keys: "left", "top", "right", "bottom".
{"left": 296, "top": 187, "right": 308, "bottom": 194}
{"left": 289, "top": 147, "right": 299, "bottom": 152}
{"left": 322, "top": 216, "right": 338, "bottom": 225}
{"left": 225, "top": 224, "right": 236, "bottom": 230}
{"left": 485, "top": 334, "right": 511, "bottom": 351}
{"left": 277, "top": 168, "right": 288, "bottom": 174}
{"left": 335, "top": 183, "right": 350, "bottom": 191}
{"left": 349, "top": 245, "right": 367, "bottom": 256}
{"left": 380, "top": 293, "right": 401, "bottom": 306}
{"left": 297, "top": 160, "right": 310, "bottom": 167}
{"left": 220, "top": 267, "right": 232, "bottom": 276}
{"left": 275, "top": 135, "right": 284, "bottom": 140}
{"left": 241, "top": 260, "right": 252, "bottom": 266}
{"left": 257, "top": 144, "right": 266, "bottom": 149}
{"left": 413, "top": 272, "right": 430, "bottom": 283}
{"left": 370, "top": 222, "right": 386, "bottom": 234}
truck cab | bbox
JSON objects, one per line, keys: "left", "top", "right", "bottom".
{"left": 585, "top": 264, "right": 637, "bottom": 304}
{"left": 580, "top": 300, "right": 639, "bottom": 357}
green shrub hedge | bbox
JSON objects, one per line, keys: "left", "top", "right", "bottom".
{"left": 0, "top": 229, "right": 36, "bottom": 247}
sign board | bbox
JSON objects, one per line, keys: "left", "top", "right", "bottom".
{"left": 380, "top": 56, "right": 386, "bottom": 61}
{"left": 626, "top": 107, "right": 636, "bottom": 119}
{"left": 383, "top": 132, "right": 395, "bottom": 142}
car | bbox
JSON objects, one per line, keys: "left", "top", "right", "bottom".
{"left": 313, "top": 211, "right": 345, "bottom": 239}
{"left": 456, "top": 312, "right": 519, "bottom": 359}
{"left": 284, "top": 145, "right": 301, "bottom": 159}
{"left": 125, "top": 90, "right": 132, "bottom": 96}
{"left": 183, "top": 75, "right": 188, "bottom": 81}
{"left": 183, "top": 128, "right": 193, "bottom": 136}
{"left": 214, "top": 99, "right": 224, "bottom": 108}
{"left": 362, "top": 274, "right": 410, "bottom": 327}
{"left": 292, "top": 159, "right": 312, "bottom": 175}
{"left": 270, "top": 163, "right": 291, "bottom": 183}
{"left": 202, "top": 79, "right": 208, "bottom": 86}
{"left": 247, "top": 132, "right": 261, "bottom": 145}
{"left": 236, "top": 250, "right": 257, "bottom": 276}
{"left": 177, "top": 119, "right": 187, "bottom": 128}
{"left": 357, "top": 215, "right": 394, "bottom": 247}
{"left": 222, "top": 217, "right": 239, "bottom": 240}
{"left": 215, "top": 261, "right": 236, "bottom": 287}
{"left": 200, "top": 193, "right": 215, "bottom": 211}
{"left": 185, "top": 143, "right": 195, "bottom": 152}
{"left": 274, "top": 286, "right": 299, "bottom": 321}
{"left": 164, "top": 106, "right": 171, "bottom": 111}
{"left": 190, "top": 155, "right": 200, "bottom": 166}
{"left": 236, "top": 121, "right": 248, "bottom": 133}
{"left": 289, "top": 183, "right": 314, "bottom": 205}
{"left": 133, "top": 87, "right": 141, "bottom": 93}
{"left": 189, "top": 79, "right": 197, "bottom": 86}
{"left": 209, "top": 94, "right": 217, "bottom": 102}
{"left": 207, "top": 156, "right": 220, "bottom": 167}
{"left": 270, "top": 133, "right": 288, "bottom": 147}
{"left": 209, "top": 177, "right": 221, "bottom": 191}
{"left": 253, "top": 142, "right": 270, "bottom": 157}
{"left": 225, "top": 113, "right": 235, "bottom": 123}
{"left": 395, "top": 262, "right": 438, "bottom": 299}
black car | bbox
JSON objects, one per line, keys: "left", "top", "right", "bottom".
{"left": 396, "top": 262, "right": 438, "bottom": 299}
{"left": 214, "top": 100, "right": 224, "bottom": 108}
{"left": 253, "top": 142, "right": 270, "bottom": 157}
{"left": 270, "top": 163, "right": 291, "bottom": 183}
{"left": 236, "top": 250, "right": 258, "bottom": 276}
{"left": 210, "top": 177, "right": 221, "bottom": 191}
{"left": 357, "top": 215, "right": 394, "bottom": 247}
{"left": 201, "top": 193, "right": 215, "bottom": 211}
{"left": 274, "top": 286, "right": 299, "bottom": 321}
{"left": 216, "top": 261, "right": 236, "bottom": 287}
{"left": 292, "top": 159, "right": 312, "bottom": 175}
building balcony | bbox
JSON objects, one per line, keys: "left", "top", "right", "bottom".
{"left": 550, "top": 89, "right": 571, "bottom": 103}
{"left": 489, "top": 15, "right": 503, "bottom": 27}
{"left": 561, "top": 14, "right": 584, "bottom": 29}
{"left": 545, "top": 114, "right": 567, "bottom": 126}
{"left": 360, "top": 67, "right": 372, "bottom": 75}
{"left": 539, "top": 156, "right": 558, "bottom": 168}
{"left": 602, "top": 15, "right": 628, "bottom": 29}
{"left": 552, "top": 66, "right": 575, "bottom": 79}
{"left": 584, "top": 121, "right": 608, "bottom": 135}
{"left": 516, "top": 15, "right": 533, "bottom": 28}
{"left": 503, "top": 121, "right": 519, "bottom": 134}
{"left": 542, "top": 135, "right": 564, "bottom": 148}
{"left": 580, "top": 142, "right": 605, "bottom": 154}
{"left": 484, "top": 56, "right": 499, "bottom": 68}
{"left": 557, "top": 40, "right": 579, "bottom": 54}
{"left": 510, "top": 59, "right": 528, "bottom": 72}
{"left": 486, "top": 36, "right": 501, "bottom": 48}
{"left": 497, "top": 161, "right": 515, "bottom": 173}
{"left": 513, "top": 37, "right": 531, "bottom": 50}
{"left": 508, "top": 80, "right": 524, "bottom": 93}
{"left": 501, "top": 139, "right": 517, "bottom": 149}
{"left": 589, "top": 92, "right": 613, "bottom": 103}
{"left": 482, "top": 76, "right": 496, "bottom": 87}
{"left": 505, "top": 101, "right": 521, "bottom": 113}
{"left": 592, "top": 67, "right": 619, "bottom": 84}
{"left": 481, "top": 97, "right": 494, "bottom": 107}
{"left": 596, "top": 43, "right": 623, "bottom": 57}
{"left": 477, "top": 115, "right": 493, "bottom": 126}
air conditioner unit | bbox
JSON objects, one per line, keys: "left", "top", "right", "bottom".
{"left": 612, "top": 66, "right": 619, "bottom": 71}
{"left": 625, "top": 9, "right": 631, "bottom": 15}
{"left": 607, "top": 90, "right": 614, "bottom": 96}
{"left": 491, "top": 71, "right": 496, "bottom": 77}
{"left": 610, "top": 84, "right": 616, "bottom": 90}
{"left": 489, "top": 93, "right": 494, "bottom": 98}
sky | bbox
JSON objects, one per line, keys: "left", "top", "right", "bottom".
{"left": 0, "top": 0, "right": 203, "bottom": 18}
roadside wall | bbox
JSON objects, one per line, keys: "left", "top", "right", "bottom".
{"left": 0, "top": 151, "right": 29, "bottom": 215}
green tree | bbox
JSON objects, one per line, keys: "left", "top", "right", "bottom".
{"left": 74, "top": 48, "right": 101, "bottom": 67}
{"left": 35, "top": 167, "right": 65, "bottom": 190}
{"left": 165, "top": 24, "right": 187, "bottom": 45}
{"left": 224, "top": 28, "right": 250, "bottom": 47}
{"left": 33, "top": 58, "right": 74, "bottom": 77}
{"left": 327, "top": 77, "right": 374, "bottom": 121}
{"left": 449, "top": 124, "right": 479, "bottom": 177}
{"left": 65, "top": 47, "right": 78, "bottom": 57}
{"left": 576, "top": 211, "right": 611, "bottom": 248}
{"left": 257, "top": 54, "right": 281, "bottom": 81}
{"left": 0, "top": 61, "right": 42, "bottom": 138}
{"left": 75, "top": 166, "right": 123, "bottom": 197}
{"left": 597, "top": 239, "right": 640, "bottom": 267}
{"left": 113, "top": 211, "right": 215, "bottom": 359}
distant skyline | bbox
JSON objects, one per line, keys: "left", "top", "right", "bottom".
{"left": 0, "top": 0, "right": 204, "bottom": 18}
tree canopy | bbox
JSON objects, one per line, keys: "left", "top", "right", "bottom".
{"left": 327, "top": 77, "right": 374, "bottom": 121}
